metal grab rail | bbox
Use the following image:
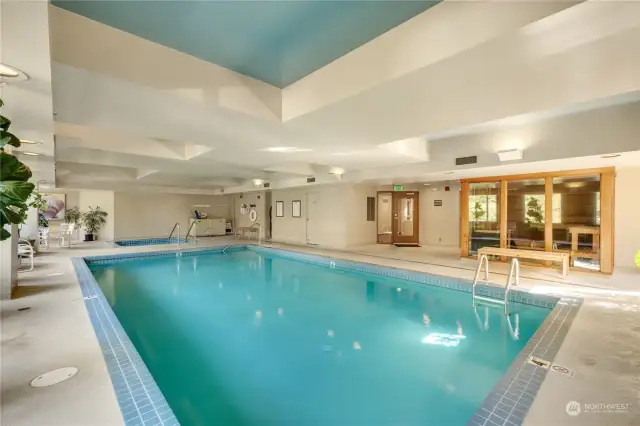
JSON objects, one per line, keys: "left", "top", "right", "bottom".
{"left": 168, "top": 222, "right": 179, "bottom": 239}
{"left": 186, "top": 221, "right": 197, "bottom": 244}
{"left": 222, "top": 223, "right": 261, "bottom": 253}
{"left": 472, "top": 255, "right": 518, "bottom": 315}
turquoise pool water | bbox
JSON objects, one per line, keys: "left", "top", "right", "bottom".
{"left": 90, "top": 249, "right": 551, "bottom": 426}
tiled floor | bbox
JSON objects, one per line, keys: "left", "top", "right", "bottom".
{"left": 2, "top": 237, "right": 639, "bottom": 425}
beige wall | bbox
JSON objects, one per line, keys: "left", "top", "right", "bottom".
{"left": 114, "top": 192, "right": 231, "bottom": 239}
{"left": 271, "top": 187, "right": 320, "bottom": 246}
{"left": 420, "top": 183, "right": 460, "bottom": 247}
{"left": 271, "top": 184, "right": 376, "bottom": 249}
{"left": 66, "top": 191, "right": 80, "bottom": 209}
{"left": 378, "top": 183, "right": 460, "bottom": 247}
{"left": 615, "top": 167, "right": 640, "bottom": 269}
{"left": 231, "top": 191, "right": 268, "bottom": 237}
{"left": 345, "top": 185, "right": 378, "bottom": 246}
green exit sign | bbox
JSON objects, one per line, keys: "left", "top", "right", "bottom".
{"left": 393, "top": 185, "right": 403, "bottom": 191}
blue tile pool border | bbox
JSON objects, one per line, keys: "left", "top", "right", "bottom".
{"left": 72, "top": 258, "right": 180, "bottom": 426}
{"left": 112, "top": 237, "right": 187, "bottom": 247}
{"left": 74, "top": 244, "right": 582, "bottom": 426}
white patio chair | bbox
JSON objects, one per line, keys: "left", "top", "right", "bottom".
{"left": 59, "top": 223, "right": 75, "bottom": 248}
{"left": 18, "top": 239, "right": 35, "bottom": 272}
{"left": 38, "top": 227, "right": 50, "bottom": 250}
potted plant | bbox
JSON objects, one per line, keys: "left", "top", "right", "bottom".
{"left": 0, "top": 97, "right": 35, "bottom": 241}
{"left": 81, "top": 206, "right": 108, "bottom": 241}
{"left": 64, "top": 206, "right": 82, "bottom": 239}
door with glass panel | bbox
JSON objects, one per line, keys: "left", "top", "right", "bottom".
{"left": 392, "top": 192, "right": 419, "bottom": 245}
{"left": 468, "top": 182, "right": 500, "bottom": 254}
{"left": 377, "top": 192, "right": 393, "bottom": 243}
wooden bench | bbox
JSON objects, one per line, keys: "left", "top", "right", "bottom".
{"left": 477, "top": 247, "right": 570, "bottom": 277}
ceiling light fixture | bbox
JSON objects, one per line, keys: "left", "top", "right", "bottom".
{"left": 252, "top": 179, "right": 264, "bottom": 187}
{"left": 423, "top": 183, "right": 431, "bottom": 186}
{"left": 19, "top": 139, "right": 43, "bottom": 145}
{"left": 261, "top": 146, "right": 312, "bottom": 153}
{"left": 601, "top": 154, "right": 621, "bottom": 159}
{"left": 566, "top": 182, "right": 587, "bottom": 189}
{"left": 444, "top": 171, "right": 455, "bottom": 175}
{"left": 20, "top": 151, "right": 40, "bottom": 156}
{"left": 0, "top": 63, "right": 29, "bottom": 82}
{"left": 497, "top": 148, "right": 523, "bottom": 162}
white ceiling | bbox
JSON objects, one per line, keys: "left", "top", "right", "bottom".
{"left": 6, "top": 1, "right": 640, "bottom": 195}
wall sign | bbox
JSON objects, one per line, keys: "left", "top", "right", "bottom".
{"left": 275, "top": 201, "right": 284, "bottom": 217}
{"left": 434, "top": 200, "right": 443, "bottom": 207}
{"left": 393, "top": 185, "right": 403, "bottom": 191}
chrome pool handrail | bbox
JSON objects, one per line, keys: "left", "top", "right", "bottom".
{"left": 222, "top": 223, "right": 261, "bottom": 253}
{"left": 472, "top": 255, "right": 518, "bottom": 315}
{"left": 186, "top": 220, "right": 197, "bottom": 244}
{"left": 168, "top": 222, "right": 179, "bottom": 239}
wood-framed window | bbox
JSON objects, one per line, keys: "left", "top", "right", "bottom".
{"left": 460, "top": 167, "right": 615, "bottom": 274}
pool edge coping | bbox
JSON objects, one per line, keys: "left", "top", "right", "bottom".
{"left": 73, "top": 244, "right": 582, "bottom": 426}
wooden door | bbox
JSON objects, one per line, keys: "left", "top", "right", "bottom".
{"left": 392, "top": 191, "right": 419, "bottom": 245}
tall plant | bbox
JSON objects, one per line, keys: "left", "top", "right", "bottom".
{"left": 472, "top": 201, "right": 485, "bottom": 222}
{"left": 0, "top": 97, "right": 35, "bottom": 241}
{"left": 82, "top": 206, "right": 108, "bottom": 235}
{"left": 19, "top": 191, "right": 46, "bottom": 224}
{"left": 525, "top": 196, "right": 544, "bottom": 227}
{"left": 64, "top": 206, "right": 82, "bottom": 226}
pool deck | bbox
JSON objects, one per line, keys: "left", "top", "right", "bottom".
{"left": 2, "top": 237, "right": 639, "bottom": 425}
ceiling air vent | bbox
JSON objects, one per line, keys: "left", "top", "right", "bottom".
{"left": 455, "top": 155, "right": 477, "bottom": 166}
{"left": 307, "top": 177, "right": 316, "bottom": 183}
{"left": 263, "top": 182, "right": 270, "bottom": 188}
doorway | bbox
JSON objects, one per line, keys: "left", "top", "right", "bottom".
{"left": 306, "top": 192, "right": 320, "bottom": 245}
{"left": 377, "top": 191, "right": 420, "bottom": 246}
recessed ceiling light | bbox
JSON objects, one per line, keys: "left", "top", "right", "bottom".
{"left": 261, "top": 146, "right": 312, "bottom": 153}
{"left": 252, "top": 179, "right": 264, "bottom": 187}
{"left": 19, "top": 139, "right": 42, "bottom": 145}
{"left": 601, "top": 154, "right": 621, "bottom": 159}
{"left": 497, "top": 148, "right": 523, "bottom": 162}
{"left": 20, "top": 151, "right": 40, "bottom": 156}
{"left": 423, "top": 183, "right": 430, "bottom": 186}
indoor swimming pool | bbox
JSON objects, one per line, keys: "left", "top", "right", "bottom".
{"left": 83, "top": 247, "right": 558, "bottom": 426}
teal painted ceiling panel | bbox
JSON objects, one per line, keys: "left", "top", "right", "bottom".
{"left": 53, "top": 0, "right": 440, "bottom": 87}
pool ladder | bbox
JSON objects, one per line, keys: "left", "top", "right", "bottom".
{"left": 168, "top": 221, "right": 198, "bottom": 246}
{"left": 472, "top": 254, "right": 519, "bottom": 315}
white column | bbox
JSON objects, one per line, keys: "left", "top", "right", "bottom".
{"left": 0, "top": 225, "right": 19, "bottom": 300}
{"left": 20, "top": 207, "right": 39, "bottom": 242}
{"left": 1, "top": 0, "right": 55, "bottom": 293}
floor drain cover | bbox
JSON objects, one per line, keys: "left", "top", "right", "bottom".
{"left": 30, "top": 367, "right": 78, "bottom": 387}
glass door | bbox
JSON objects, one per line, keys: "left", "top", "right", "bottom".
{"left": 392, "top": 192, "right": 419, "bottom": 245}
{"left": 468, "top": 182, "right": 501, "bottom": 255}
{"left": 377, "top": 192, "right": 393, "bottom": 243}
